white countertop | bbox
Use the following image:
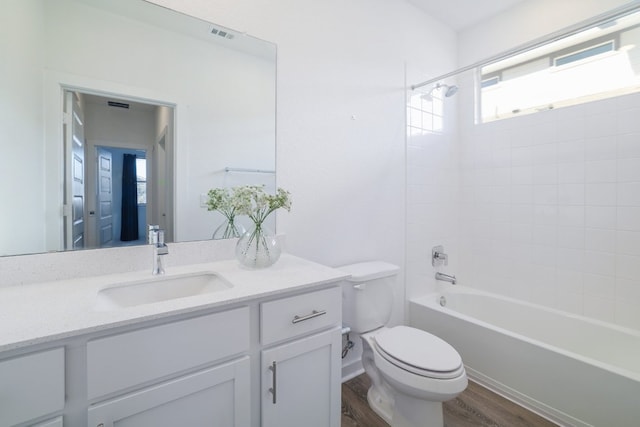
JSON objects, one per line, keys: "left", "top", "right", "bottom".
{"left": 0, "top": 254, "right": 349, "bottom": 353}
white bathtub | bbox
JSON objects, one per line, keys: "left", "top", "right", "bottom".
{"left": 409, "top": 286, "right": 640, "bottom": 427}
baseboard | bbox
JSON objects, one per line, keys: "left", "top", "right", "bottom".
{"left": 342, "top": 360, "right": 364, "bottom": 383}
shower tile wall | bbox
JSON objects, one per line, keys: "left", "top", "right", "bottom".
{"left": 407, "top": 75, "right": 640, "bottom": 330}
{"left": 457, "top": 92, "right": 640, "bottom": 330}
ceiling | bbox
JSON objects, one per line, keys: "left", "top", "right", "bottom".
{"left": 408, "top": 0, "right": 527, "bottom": 31}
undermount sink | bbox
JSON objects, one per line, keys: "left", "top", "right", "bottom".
{"left": 95, "top": 272, "right": 233, "bottom": 310}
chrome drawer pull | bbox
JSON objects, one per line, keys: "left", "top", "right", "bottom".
{"left": 268, "top": 361, "right": 277, "bottom": 404}
{"left": 292, "top": 309, "right": 327, "bottom": 324}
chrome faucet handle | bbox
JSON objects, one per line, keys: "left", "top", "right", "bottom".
{"left": 148, "top": 224, "right": 160, "bottom": 244}
{"left": 157, "top": 230, "right": 168, "bottom": 254}
{"left": 432, "top": 245, "right": 448, "bottom": 266}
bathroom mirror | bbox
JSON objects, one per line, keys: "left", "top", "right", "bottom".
{"left": 0, "top": 0, "right": 276, "bottom": 257}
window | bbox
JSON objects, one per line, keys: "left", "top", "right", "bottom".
{"left": 479, "top": 9, "right": 640, "bottom": 123}
{"left": 407, "top": 88, "right": 444, "bottom": 135}
{"left": 136, "top": 157, "right": 146, "bottom": 205}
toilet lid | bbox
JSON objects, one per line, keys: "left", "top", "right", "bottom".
{"left": 375, "top": 326, "right": 462, "bottom": 376}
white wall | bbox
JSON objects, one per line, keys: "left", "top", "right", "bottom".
{"left": 147, "top": 0, "right": 458, "bottom": 329}
{"left": 0, "top": 1, "right": 45, "bottom": 255}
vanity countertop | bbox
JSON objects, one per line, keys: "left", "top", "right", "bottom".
{"left": 0, "top": 254, "right": 349, "bottom": 353}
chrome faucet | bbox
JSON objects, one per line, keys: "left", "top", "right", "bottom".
{"left": 435, "top": 272, "right": 456, "bottom": 285}
{"left": 149, "top": 226, "right": 168, "bottom": 275}
{"left": 432, "top": 245, "right": 448, "bottom": 266}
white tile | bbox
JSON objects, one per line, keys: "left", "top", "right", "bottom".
{"left": 511, "top": 146, "right": 533, "bottom": 166}
{"left": 617, "top": 158, "right": 640, "bottom": 181}
{"left": 583, "top": 251, "right": 616, "bottom": 277}
{"left": 558, "top": 206, "right": 585, "bottom": 227}
{"left": 510, "top": 204, "right": 533, "bottom": 224}
{"left": 511, "top": 185, "right": 534, "bottom": 205}
{"left": 618, "top": 182, "right": 640, "bottom": 206}
{"left": 618, "top": 207, "right": 640, "bottom": 231}
{"left": 558, "top": 162, "right": 584, "bottom": 183}
{"left": 585, "top": 228, "right": 616, "bottom": 251}
{"left": 585, "top": 160, "right": 617, "bottom": 183}
{"left": 510, "top": 223, "right": 533, "bottom": 243}
{"left": 532, "top": 224, "right": 557, "bottom": 246}
{"left": 616, "top": 254, "right": 640, "bottom": 280}
{"left": 585, "top": 112, "right": 617, "bottom": 138}
{"left": 557, "top": 226, "right": 585, "bottom": 249}
{"left": 531, "top": 144, "right": 557, "bottom": 165}
{"left": 557, "top": 247, "right": 584, "bottom": 271}
{"left": 618, "top": 106, "right": 640, "bottom": 135}
{"left": 558, "top": 183, "right": 585, "bottom": 206}
{"left": 614, "top": 299, "right": 640, "bottom": 330}
{"left": 532, "top": 164, "right": 558, "bottom": 184}
{"left": 492, "top": 167, "right": 511, "bottom": 186}
{"left": 584, "top": 273, "right": 615, "bottom": 298}
{"left": 511, "top": 166, "right": 533, "bottom": 185}
{"left": 616, "top": 230, "right": 640, "bottom": 256}
{"left": 492, "top": 148, "right": 511, "bottom": 168}
{"left": 556, "top": 115, "right": 585, "bottom": 142}
{"left": 585, "top": 136, "right": 617, "bottom": 160}
{"left": 556, "top": 268, "right": 584, "bottom": 293}
{"left": 557, "top": 140, "right": 585, "bottom": 163}
{"left": 615, "top": 277, "right": 640, "bottom": 300}
{"left": 585, "top": 206, "right": 616, "bottom": 229}
{"left": 585, "top": 183, "right": 617, "bottom": 206}
{"left": 583, "top": 294, "right": 615, "bottom": 323}
{"left": 533, "top": 205, "right": 557, "bottom": 225}
{"left": 534, "top": 184, "right": 558, "bottom": 205}
{"left": 555, "top": 291, "right": 583, "bottom": 315}
{"left": 617, "top": 133, "right": 640, "bottom": 159}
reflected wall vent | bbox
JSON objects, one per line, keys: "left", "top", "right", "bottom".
{"left": 211, "top": 27, "right": 234, "bottom": 40}
{"left": 107, "top": 101, "right": 130, "bottom": 109}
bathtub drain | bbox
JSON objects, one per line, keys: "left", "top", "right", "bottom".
{"left": 439, "top": 296, "right": 447, "bottom": 307}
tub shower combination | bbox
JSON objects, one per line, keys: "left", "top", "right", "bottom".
{"left": 410, "top": 286, "right": 640, "bottom": 427}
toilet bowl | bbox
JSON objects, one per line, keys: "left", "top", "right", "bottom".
{"left": 339, "top": 262, "right": 467, "bottom": 427}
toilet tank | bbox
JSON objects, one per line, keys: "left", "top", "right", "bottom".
{"left": 339, "top": 261, "right": 399, "bottom": 334}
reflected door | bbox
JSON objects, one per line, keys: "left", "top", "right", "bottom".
{"left": 97, "top": 148, "right": 114, "bottom": 246}
{"left": 64, "top": 92, "right": 86, "bottom": 250}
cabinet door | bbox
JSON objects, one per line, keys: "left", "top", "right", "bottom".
{"left": 262, "top": 327, "right": 341, "bottom": 427}
{"left": 88, "top": 356, "right": 250, "bottom": 427}
{"left": 0, "top": 348, "right": 64, "bottom": 427}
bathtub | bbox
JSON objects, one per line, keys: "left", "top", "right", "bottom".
{"left": 409, "top": 286, "right": 640, "bottom": 427}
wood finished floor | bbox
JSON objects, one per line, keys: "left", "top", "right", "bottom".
{"left": 341, "top": 374, "right": 558, "bottom": 427}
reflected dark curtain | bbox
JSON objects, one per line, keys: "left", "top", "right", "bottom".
{"left": 120, "top": 154, "right": 139, "bottom": 241}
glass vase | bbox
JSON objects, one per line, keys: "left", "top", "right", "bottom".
{"left": 212, "top": 217, "right": 245, "bottom": 240}
{"left": 235, "top": 223, "right": 281, "bottom": 268}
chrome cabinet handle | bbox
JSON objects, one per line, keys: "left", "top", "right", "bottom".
{"left": 268, "top": 361, "right": 277, "bottom": 404}
{"left": 292, "top": 309, "right": 326, "bottom": 324}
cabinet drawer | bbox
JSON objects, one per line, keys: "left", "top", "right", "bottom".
{"left": 261, "top": 286, "right": 341, "bottom": 345}
{"left": 0, "top": 348, "right": 65, "bottom": 426}
{"left": 87, "top": 306, "right": 249, "bottom": 399}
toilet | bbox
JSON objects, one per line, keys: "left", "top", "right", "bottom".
{"left": 339, "top": 261, "right": 467, "bottom": 427}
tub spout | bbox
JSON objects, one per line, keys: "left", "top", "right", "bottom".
{"left": 435, "top": 272, "right": 456, "bottom": 285}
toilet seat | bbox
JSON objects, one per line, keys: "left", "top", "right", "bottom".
{"left": 374, "top": 326, "right": 464, "bottom": 380}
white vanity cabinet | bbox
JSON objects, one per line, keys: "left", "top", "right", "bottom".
{"left": 0, "top": 256, "right": 346, "bottom": 427}
{"left": 86, "top": 307, "right": 251, "bottom": 427}
{"left": 260, "top": 287, "right": 342, "bottom": 427}
{"left": 0, "top": 348, "right": 65, "bottom": 427}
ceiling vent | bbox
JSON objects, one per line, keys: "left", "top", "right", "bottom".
{"left": 107, "top": 101, "right": 130, "bottom": 109}
{"left": 211, "top": 27, "right": 234, "bottom": 40}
